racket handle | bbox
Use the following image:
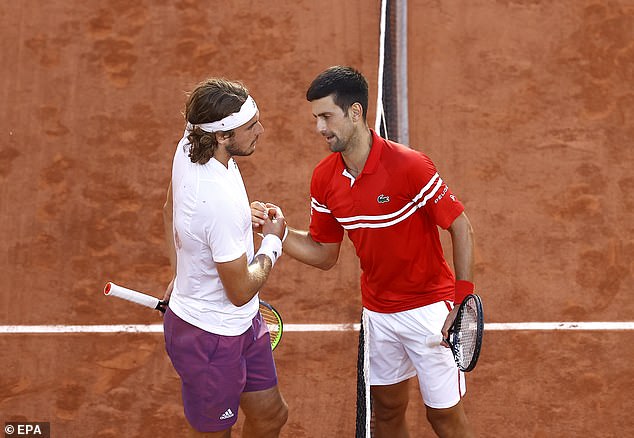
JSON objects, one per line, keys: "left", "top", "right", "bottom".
{"left": 425, "top": 334, "right": 444, "bottom": 347}
{"left": 104, "top": 282, "right": 162, "bottom": 310}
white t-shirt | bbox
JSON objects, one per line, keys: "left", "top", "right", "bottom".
{"left": 169, "top": 134, "right": 259, "bottom": 335}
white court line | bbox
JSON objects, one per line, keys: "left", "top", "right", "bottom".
{"left": 0, "top": 322, "right": 632, "bottom": 334}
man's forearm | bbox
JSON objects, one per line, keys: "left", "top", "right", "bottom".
{"left": 220, "top": 253, "right": 274, "bottom": 307}
{"left": 283, "top": 227, "right": 339, "bottom": 270}
{"left": 163, "top": 212, "right": 176, "bottom": 272}
{"left": 449, "top": 213, "right": 475, "bottom": 281}
{"left": 163, "top": 183, "right": 176, "bottom": 273}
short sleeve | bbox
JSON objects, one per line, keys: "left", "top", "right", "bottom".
{"left": 203, "top": 200, "right": 248, "bottom": 263}
{"left": 412, "top": 153, "right": 464, "bottom": 229}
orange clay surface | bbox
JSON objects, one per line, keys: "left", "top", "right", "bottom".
{"left": 1, "top": 1, "right": 632, "bottom": 436}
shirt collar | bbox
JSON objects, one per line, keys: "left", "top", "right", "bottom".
{"left": 337, "top": 129, "right": 384, "bottom": 178}
{"left": 363, "top": 129, "right": 384, "bottom": 175}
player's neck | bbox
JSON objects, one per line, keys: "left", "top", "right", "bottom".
{"left": 213, "top": 149, "right": 231, "bottom": 168}
{"left": 342, "top": 126, "right": 372, "bottom": 177}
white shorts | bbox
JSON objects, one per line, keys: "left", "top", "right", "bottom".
{"left": 365, "top": 301, "right": 466, "bottom": 409}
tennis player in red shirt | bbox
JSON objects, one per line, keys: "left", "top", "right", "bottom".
{"left": 252, "top": 66, "right": 476, "bottom": 437}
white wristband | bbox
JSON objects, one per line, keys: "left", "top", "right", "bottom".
{"left": 255, "top": 234, "right": 283, "bottom": 266}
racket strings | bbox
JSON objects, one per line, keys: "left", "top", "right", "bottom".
{"left": 452, "top": 300, "right": 479, "bottom": 367}
{"left": 261, "top": 308, "right": 280, "bottom": 331}
{"left": 260, "top": 306, "right": 282, "bottom": 348}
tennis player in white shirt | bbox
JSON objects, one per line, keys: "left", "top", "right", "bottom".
{"left": 162, "top": 78, "right": 288, "bottom": 438}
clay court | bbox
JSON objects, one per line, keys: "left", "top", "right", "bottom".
{"left": 1, "top": 1, "right": 633, "bottom": 436}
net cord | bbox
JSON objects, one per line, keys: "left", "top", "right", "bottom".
{"left": 396, "top": 0, "right": 409, "bottom": 144}
{"left": 375, "top": 0, "right": 388, "bottom": 138}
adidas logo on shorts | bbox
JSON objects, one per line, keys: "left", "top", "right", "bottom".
{"left": 219, "top": 408, "right": 234, "bottom": 420}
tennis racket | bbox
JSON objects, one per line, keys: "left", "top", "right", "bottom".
{"left": 257, "top": 300, "right": 283, "bottom": 350}
{"left": 426, "top": 294, "right": 484, "bottom": 372}
{"left": 104, "top": 282, "right": 283, "bottom": 351}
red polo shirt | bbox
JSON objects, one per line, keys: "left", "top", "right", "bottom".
{"left": 309, "top": 130, "right": 464, "bottom": 313}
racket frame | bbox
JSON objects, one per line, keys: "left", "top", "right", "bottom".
{"left": 446, "top": 293, "right": 484, "bottom": 372}
{"left": 258, "top": 300, "right": 283, "bottom": 351}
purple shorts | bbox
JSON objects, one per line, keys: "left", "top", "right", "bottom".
{"left": 163, "top": 307, "right": 278, "bottom": 432}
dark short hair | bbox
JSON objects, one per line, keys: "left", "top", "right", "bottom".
{"left": 306, "top": 66, "right": 368, "bottom": 120}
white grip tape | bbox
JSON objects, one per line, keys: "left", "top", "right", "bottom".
{"left": 104, "top": 282, "right": 160, "bottom": 310}
{"left": 255, "top": 234, "right": 283, "bottom": 266}
{"left": 425, "top": 334, "right": 444, "bottom": 347}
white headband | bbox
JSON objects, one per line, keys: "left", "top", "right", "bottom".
{"left": 187, "top": 95, "right": 258, "bottom": 133}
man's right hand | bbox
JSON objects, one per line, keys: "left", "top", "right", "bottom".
{"left": 262, "top": 204, "right": 286, "bottom": 240}
{"left": 160, "top": 277, "right": 175, "bottom": 316}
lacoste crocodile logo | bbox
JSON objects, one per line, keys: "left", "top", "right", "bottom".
{"left": 377, "top": 194, "right": 390, "bottom": 204}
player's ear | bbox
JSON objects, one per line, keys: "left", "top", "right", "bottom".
{"left": 215, "top": 131, "right": 231, "bottom": 144}
{"left": 350, "top": 103, "right": 363, "bottom": 122}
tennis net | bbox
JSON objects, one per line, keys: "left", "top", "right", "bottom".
{"left": 356, "top": 2, "right": 409, "bottom": 435}
{"left": 374, "top": 0, "right": 409, "bottom": 145}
